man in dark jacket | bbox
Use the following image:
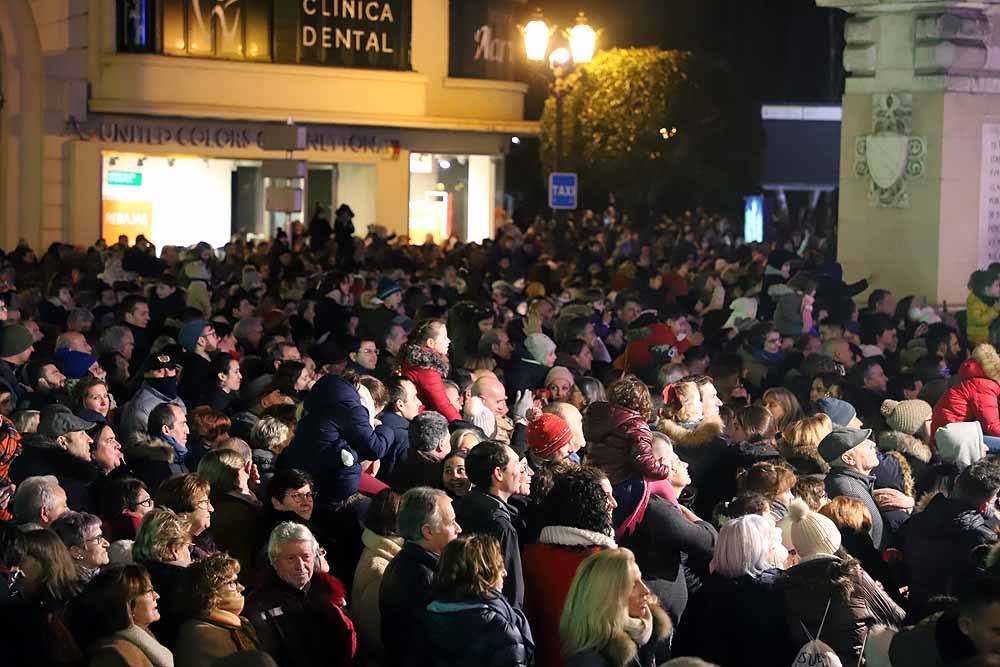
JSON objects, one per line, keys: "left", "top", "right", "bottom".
{"left": 246, "top": 522, "right": 357, "bottom": 667}
{"left": 903, "top": 460, "right": 1000, "bottom": 622}
{"left": 278, "top": 374, "right": 394, "bottom": 507}
{"left": 0, "top": 323, "right": 34, "bottom": 406}
{"left": 380, "top": 487, "right": 461, "bottom": 667}
{"left": 453, "top": 441, "right": 525, "bottom": 608}
{"left": 376, "top": 377, "right": 421, "bottom": 482}
{"left": 388, "top": 411, "right": 450, "bottom": 492}
{"left": 820, "top": 426, "right": 890, "bottom": 549}
{"left": 9, "top": 404, "right": 97, "bottom": 512}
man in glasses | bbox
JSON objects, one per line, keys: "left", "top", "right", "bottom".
{"left": 177, "top": 319, "right": 220, "bottom": 406}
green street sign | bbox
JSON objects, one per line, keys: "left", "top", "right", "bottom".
{"left": 107, "top": 171, "right": 143, "bottom": 186}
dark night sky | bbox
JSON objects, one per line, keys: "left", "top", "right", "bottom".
{"left": 520, "top": 0, "right": 846, "bottom": 116}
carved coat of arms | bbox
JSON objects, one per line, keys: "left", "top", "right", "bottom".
{"left": 854, "top": 93, "right": 927, "bottom": 208}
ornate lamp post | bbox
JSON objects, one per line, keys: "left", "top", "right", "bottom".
{"left": 522, "top": 10, "right": 597, "bottom": 174}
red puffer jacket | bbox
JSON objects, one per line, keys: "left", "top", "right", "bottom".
{"left": 398, "top": 343, "right": 462, "bottom": 423}
{"left": 931, "top": 343, "right": 1000, "bottom": 445}
{"left": 583, "top": 401, "right": 668, "bottom": 484}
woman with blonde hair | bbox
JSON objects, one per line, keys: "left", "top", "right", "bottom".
{"left": 560, "top": 548, "right": 671, "bottom": 667}
{"left": 424, "top": 534, "right": 534, "bottom": 666}
{"left": 132, "top": 508, "right": 193, "bottom": 648}
{"left": 779, "top": 413, "right": 833, "bottom": 475}
{"left": 175, "top": 553, "right": 259, "bottom": 667}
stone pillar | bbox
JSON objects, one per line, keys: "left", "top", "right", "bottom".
{"left": 819, "top": 0, "right": 1000, "bottom": 305}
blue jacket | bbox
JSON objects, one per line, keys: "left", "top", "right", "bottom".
{"left": 424, "top": 593, "right": 534, "bottom": 667}
{"left": 375, "top": 410, "right": 411, "bottom": 482}
{"left": 278, "top": 375, "right": 394, "bottom": 504}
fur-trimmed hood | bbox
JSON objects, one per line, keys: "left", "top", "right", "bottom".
{"left": 777, "top": 439, "right": 830, "bottom": 474}
{"left": 877, "top": 430, "right": 933, "bottom": 463}
{"left": 655, "top": 417, "right": 723, "bottom": 449}
{"left": 124, "top": 433, "right": 178, "bottom": 464}
{"left": 598, "top": 602, "right": 672, "bottom": 667}
{"left": 963, "top": 343, "right": 1000, "bottom": 383}
{"left": 398, "top": 343, "right": 450, "bottom": 377}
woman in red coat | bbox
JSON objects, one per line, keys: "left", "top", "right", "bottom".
{"left": 931, "top": 343, "right": 1000, "bottom": 448}
{"left": 397, "top": 319, "right": 462, "bottom": 423}
{"left": 522, "top": 465, "right": 618, "bottom": 667}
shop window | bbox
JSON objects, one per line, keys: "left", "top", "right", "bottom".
{"left": 409, "top": 153, "right": 500, "bottom": 243}
{"left": 160, "top": 0, "right": 271, "bottom": 61}
{"left": 117, "top": 0, "right": 153, "bottom": 52}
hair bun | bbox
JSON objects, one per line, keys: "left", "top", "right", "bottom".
{"left": 880, "top": 399, "right": 899, "bottom": 418}
{"left": 787, "top": 498, "right": 810, "bottom": 523}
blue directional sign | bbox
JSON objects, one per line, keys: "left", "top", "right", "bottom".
{"left": 548, "top": 172, "right": 578, "bottom": 210}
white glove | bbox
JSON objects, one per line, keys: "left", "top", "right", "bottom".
{"left": 512, "top": 389, "right": 534, "bottom": 421}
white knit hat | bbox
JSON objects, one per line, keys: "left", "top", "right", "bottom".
{"left": 524, "top": 333, "right": 556, "bottom": 365}
{"left": 787, "top": 498, "right": 841, "bottom": 558}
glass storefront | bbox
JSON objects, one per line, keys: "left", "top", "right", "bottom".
{"left": 101, "top": 152, "right": 376, "bottom": 247}
{"left": 408, "top": 153, "right": 503, "bottom": 244}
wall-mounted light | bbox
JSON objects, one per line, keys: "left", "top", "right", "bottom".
{"left": 109, "top": 157, "right": 118, "bottom": 166}
{"left": 511, "top": 136, "right": 521, "bottom": 145}
{"left": 137, "top": 157, "right": 145, "bottom": 167}
{"left": 439, "top": 159, "right": 451, "bottom": 170}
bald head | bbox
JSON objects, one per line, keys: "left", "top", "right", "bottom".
{"left": 471, "top": 376, "right": 508, "bottom": 418}
{"left": 55, "top": 331, "right": 92, "bottom": 354}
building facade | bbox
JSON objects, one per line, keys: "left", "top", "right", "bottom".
{"left": 0, "top": 0, "right": 537, "bottom": 251}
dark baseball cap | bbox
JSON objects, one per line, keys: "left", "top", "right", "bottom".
{"left": 39, "top": 404, "right": 95, "bottom": 438}
{"left": 818, "top": 426, "right": 873, "bottom": 464}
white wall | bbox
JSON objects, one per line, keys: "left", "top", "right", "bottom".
{"left": 336, "top": 163, "right": 377, "bottom": 236}
{"left": 101, "top": 153, "right": 233, "bottom": 249}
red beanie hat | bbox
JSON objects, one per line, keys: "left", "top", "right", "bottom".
{"left": 527, "top": 413, "right": 573, "bottom": 459}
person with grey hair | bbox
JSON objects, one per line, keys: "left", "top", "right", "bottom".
{"left": 11, "top": 475, "right": 69, "bottom": 528}
{"left": 234, "top": 317, "right": 264, "bottom": 356}
{"left": 249, "top": 417, "right": 290, "bottom": 488}
{"left": 245, "top": 521, "right": 357, "bottom": 666}
{"left": 98, "top": 324, "right": 135, "bottom": 361}
{"left": 380, "top": 487, "right": 461, "bottom": 667}
{"left": 388, "top": 411, "right": 451, "bottom": 493}
{"left": 55, "top": 331, "right": 92, "bottom": 354}
{"left": 51, "top": 510, "right": 109, "bottom": 582}
{"left": 66, "top": 307, "right": 95, "bottom": 334}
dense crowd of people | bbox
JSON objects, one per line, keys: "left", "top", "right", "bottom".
{"left": 2, "top": 205, "right": 1000, "bottom": 666}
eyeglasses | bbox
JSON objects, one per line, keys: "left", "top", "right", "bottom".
{"left": 193, "top": 498, "right": 213, "bottom": 510}
{"left": 133, "top": 497, "right": 154, "bottom": 508}
{"left": 286, "top": 491, "right": 315, "bottom": 503}
{"left": 221, "top": 578, "right": 243, "bottom": 591}
{"left": 765, "top": 337, "right": 781, "bottom": 345}
{"left": 85, "top": 533, "right": 107, "bottom": 544}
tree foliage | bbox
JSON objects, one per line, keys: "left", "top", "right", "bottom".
{"left": 539, "top": 47, "right": 762, "bottom": 217}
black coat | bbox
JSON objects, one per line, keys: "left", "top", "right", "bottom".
{"left": 245, "top": 566, "right": 355, "bottom": 667}
{"left": 423, "top": 592, "right": 534, "bottom": 667}
{"left": 694, "top": 439, "right": 782, "bottom": 519}
{"left": 618, "top": 495, "right": 717, "bottom": 624}
{"left": 388, "top": 450, "right": 442, "bottom": 493}
{"left": 685, "top": 571, "right": 793, "bottom": 667}
{"left": 503, "top": 357, "right": 549, "bottom": 397}
{"left": 178, "top": 352, "right": 212, "bottom": 407}
{"left": 139, "top": 559, "right": 191, "bottom": 650}
{"left": 380, "top": 541, "right": 439, "bottom": 667}
{"left": 903, "top": 493, "right": 997, "bottom": 621}
{"left": 9, "top": 434, "right": 99, "bottom": 513}
{"left": 454, "top": 489, "right": 524, "bottom": 609}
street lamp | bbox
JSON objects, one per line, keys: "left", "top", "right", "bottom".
{"left": 521, "top": 9, "right": 598, "bottom": 178}
{"left": 569, "top": 13, "right": 596, "bottom": 64}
